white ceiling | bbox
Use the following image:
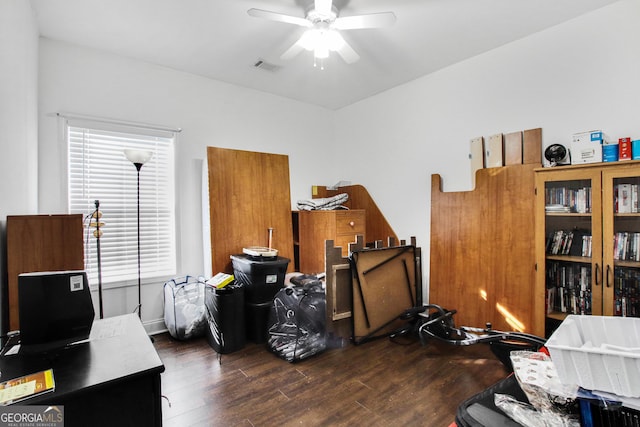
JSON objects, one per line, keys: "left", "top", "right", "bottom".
{"left": 30, "top": 0, "right": 617, "bottom": 110}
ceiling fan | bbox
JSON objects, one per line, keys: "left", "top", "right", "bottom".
{"left": 247, "top": 0, "right": 396, "bottom": 66}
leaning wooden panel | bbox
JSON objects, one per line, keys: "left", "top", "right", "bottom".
{"left": 504, "top": 131, "right": 523, "bottom": 165}
{"left": 429, "top": 164, "right": 540, "bottom": 336}
{"left": 7, "top": 214, "right": 84, "bottom": 331}
{"left": 207, "top": 147, "right": 294, "bottom": 274}
{"left": 523, "top": 128, "right": 543, "bottom": 164}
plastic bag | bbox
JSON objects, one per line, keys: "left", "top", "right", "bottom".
{"left": 163, "top": 276, "right": 207, "bottom": 339}
{"left": 510, "top": 351, "right": 578, "bottom": 410}
{"left": 502, "top": 350, "right": 580, "bottom": 426}
{"left": 495, "top": 394, "right": 580, "bottom": 427}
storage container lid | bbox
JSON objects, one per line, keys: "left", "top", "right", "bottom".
{"left": 242, "top": 246, "right": 278, "bottom": 257}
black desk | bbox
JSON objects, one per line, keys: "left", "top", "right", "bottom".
{"left": 0, "top": 314, "right": 165, "bottom": 427}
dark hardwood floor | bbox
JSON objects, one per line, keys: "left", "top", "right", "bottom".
{"left": 154, "top": 333, "right": 511, "bottom": 427}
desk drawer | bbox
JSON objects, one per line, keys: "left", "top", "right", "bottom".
{"left": 336, "top": 211, "right": 365, "bottom": 235}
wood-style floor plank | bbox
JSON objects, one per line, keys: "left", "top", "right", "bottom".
{"left": 154, "top": 333, "right": 510, "bottom": 426}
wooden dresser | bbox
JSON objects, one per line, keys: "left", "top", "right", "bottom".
{"left": 294, "top": 209, "right": 365, "bottom": 274}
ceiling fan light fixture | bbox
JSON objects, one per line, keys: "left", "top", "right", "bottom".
{"left": 299, "top": 29, "right": 320, "bottom": 51}
{"left": 248, "top": 0, "right": 394, "bottom": 66}
{"left": 325, "top": 30, "right": 344, "bottom": 51}
{"left": 314, "top": 44, "right": 329, "bottom": 59}
{"left": 300, "top": 28, "right": 343, "bottom": 60}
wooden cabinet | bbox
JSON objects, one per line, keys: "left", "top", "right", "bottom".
{"left": 602, "top": 166, "right": 640, "bottom": 318}
{"left": 535, "top": 161, "right": 640, "bottom": 336}
{"left": 312, "top": 185, "right": 397, "bottom": 245}
{"left": 6, "top": 214, "right": 84, "bottom": 331}
{"left": 294, "top": 210, "right": 365, "bottom": 274}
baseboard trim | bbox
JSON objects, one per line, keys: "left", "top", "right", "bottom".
{"left": 143, "top": 318, "right": 168, "bottom": 336}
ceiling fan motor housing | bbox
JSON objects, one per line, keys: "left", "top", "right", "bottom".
{"left": 306, "top": 5, "right": 338, "bottom": 23}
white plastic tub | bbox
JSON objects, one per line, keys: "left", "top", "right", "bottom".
{"left": 546, "top": 315, "right": 640, "bottom": 397}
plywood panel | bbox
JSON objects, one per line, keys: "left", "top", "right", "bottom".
{"left": 504, "top": 131, "right": 523, "bottom": 165}
{"left": 7, "top": 214, "right": 84, "bottom": 331}
{"left": 429, "top": 164, "right": 541, "bottom": 336}
{"left": 523, "top": 128, "right": 543, "bottom": 164}
{"left": 207, "top": 147, "right": 294, "bottom": 274}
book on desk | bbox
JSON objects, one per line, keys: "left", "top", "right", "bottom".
{"left": 0, "top": 368, "right": 55, "bottom": 405}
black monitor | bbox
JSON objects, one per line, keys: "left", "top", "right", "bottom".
{"left": 18, "top": 270, "right": 95, "bottom": 354}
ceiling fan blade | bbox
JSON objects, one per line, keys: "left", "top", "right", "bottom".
{"left": 335, "top": 37, "right": 360, "bottom": 64}
{"left": 314, "top": 0, "right": 333, "bottom": 16}
{"left": 280, "top": 39, "right": 305, "bottom": 61}
{"left": 247, "top": 8, "right": 312, "bottom": 28}
{"left": 333, "top": 12, "right": 396, "bottom": 30}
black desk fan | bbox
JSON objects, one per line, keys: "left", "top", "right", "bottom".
{"left": 544, "top": 144, "right": 570, "bottom": 166}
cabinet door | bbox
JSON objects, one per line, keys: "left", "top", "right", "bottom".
{"left": 536, "top": 168, "right": 602, "bottom": 335}
{"left": 602, "top": 166, "right": 640, "bottom": 317}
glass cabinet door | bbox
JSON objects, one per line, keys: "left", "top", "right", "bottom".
{"left": 537, "top": 169, "right": 603, "bottom": 335}
{"left": 603, "top": 167, "right": 640, "bottom": 317}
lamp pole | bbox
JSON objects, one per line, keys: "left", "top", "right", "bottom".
{"left": 94, "top": 200, "right": 104, "bottom": 319}
{"left": 134, "top": 162, "right": 142, "bottom": 318}
{"left": 124, "top": 149, "right": 153, "bottom": 320}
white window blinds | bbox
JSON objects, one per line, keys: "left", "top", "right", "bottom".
{"left": 67, "top": 119, "right": 177, "bottom": 285}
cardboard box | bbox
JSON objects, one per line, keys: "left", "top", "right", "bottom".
{"left": 633, "top": 140, "right": 640, "bottom": 160}
{"left": 571, "top": 140, "right": 602, "bottom": 164}
{"left": 619, "top": 137, "right": 632, "bottom": 161}
{"left": 572, "top": 130, "right": 604, "bottom": 144}
{"left": 602, "top": 143, "right": 619, "bottom": 162}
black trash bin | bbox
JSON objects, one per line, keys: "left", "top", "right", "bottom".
{"left": 204, "top": 282, "right": 245, "bottom": 354}
{"left": 231, "top": 254, "right": 289, "bottom": 343}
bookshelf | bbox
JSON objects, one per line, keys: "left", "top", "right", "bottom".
{"left": 535, "top": 161, "right": 640, "bottom": 336}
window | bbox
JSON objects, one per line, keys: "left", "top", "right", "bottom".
{"left": 66, "top": 117, "right": 177, "bottom": 285}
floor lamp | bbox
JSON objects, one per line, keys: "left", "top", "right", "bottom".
{"left": 89, "top": 199, "right": 105, "bottom": 318}
{"left": 124, "top": 149, "right": 153, "bottom": 319}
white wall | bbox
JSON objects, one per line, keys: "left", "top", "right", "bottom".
{"left": 0, "top": 1, "right": 39, "bottom": 216}
{"left": 37, "top": 39, "right": 337, "bottom": 332}
{"left": 334, "top": 0, "right": 640, "bottom": 300}
{"left": 6, "top": 0, "right": 639, "bottom": 333}
{"left": 0, "top": 0, "right": 39, "bottom": 334}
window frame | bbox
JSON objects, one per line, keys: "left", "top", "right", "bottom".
{"left": 63, "top": 116, "right": 178, "bottom": 289}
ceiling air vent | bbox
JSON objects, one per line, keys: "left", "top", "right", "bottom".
{"left": 253, "top": 59, "right": 280, "bottom": 72}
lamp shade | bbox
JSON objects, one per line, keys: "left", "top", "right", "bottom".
{"left": 124, "top": 149, "right": 153, "bottom": 165}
